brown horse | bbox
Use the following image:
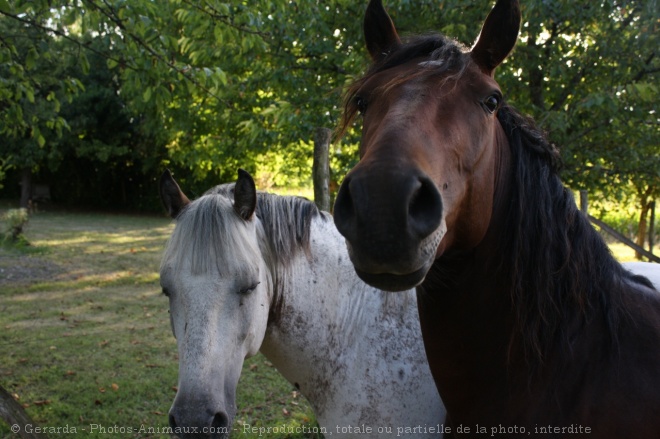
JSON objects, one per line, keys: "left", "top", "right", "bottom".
{"left": 333, "top": 0, "right": 660, "bottom": 437}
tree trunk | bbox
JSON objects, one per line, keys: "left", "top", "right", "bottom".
{"left": 313, "top": 127, "right": 332, "bottom": 212}
{"left": 637, "top": 205, "right": 649, "bottom": 260}
{"left": 636, "top": 187, "right": 653, "bottom": 260}
{"left": 649, "top": 201, "right": 655, "bottom": 254}
{"left": 19, "top": 167, "right": 32, "bottom": 209}
{"left": 0, "top": 385, "right": 48, "bottom": 438}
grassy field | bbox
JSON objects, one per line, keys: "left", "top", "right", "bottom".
{"left": 0, "top": 200, "right": 652, "bottom": 439}
{"left": 0, "top": 207, "right": 316, "bottom": 438}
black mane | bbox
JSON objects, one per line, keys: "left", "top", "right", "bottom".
{"left": 497, "top": 104, "right": 637, "bottom": 364}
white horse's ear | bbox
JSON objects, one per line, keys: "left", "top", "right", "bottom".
{"left": 471, "top": 0, "right": 521, "bottom": 76}
{"left": 364, "top": 0, "right": 401, "bottom": 62}
{"left": 234, "top": 169, "right": 257, "bottom": 220}
{"left": 160, "top": 169, "right": 191, "bottom": 219}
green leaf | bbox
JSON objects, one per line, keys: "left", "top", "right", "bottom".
{"left": 80, "top": 53, "right": 90, "bottom": 75}
{"left": 25, "top": 88, "right": 34, "bottom": 103}
{"left": 216, "top": 68, "right": 227, "bottom": 86}
{"left": 143, "top": 87, "right": 152, "bottom": 102}
{"left": 25, "top": 48, "right": 38, "bottom": 71}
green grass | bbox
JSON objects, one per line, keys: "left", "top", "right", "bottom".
{"left": 0, "top": 208, "right": 316, "bottom": 438}
{"left": 0, "top": 199, "right": 654, "bottom": 438}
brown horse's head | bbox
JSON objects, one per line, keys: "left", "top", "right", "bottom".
{"left": 335, "top": 0, "right": 520, "bottom": 291}
{"left": 333, "top": 0, "right": 520, "bottom": 291}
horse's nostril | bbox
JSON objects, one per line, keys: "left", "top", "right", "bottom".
{"left": 333, "top": 176, "right": 355, "bottom": 235}
{"left": 169, "top": 413, "right": 178, "bottom": 430}
{"left": 408, "top": 176, "right": 442, "bottom": 239}
{"left": 211, "top": 412, "right": 230, "bottom": 437}
{"left": 212, "top": 411, "right": 229, "bottom": 428}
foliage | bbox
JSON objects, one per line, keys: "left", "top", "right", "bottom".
{"left": 0, "top": 8, "right": 83, "bottom": 172}
{"left": 513, "top": 0, "right": 659, "bottom": 202}
{"left": 1, "top": 208, "right": 29, "bottom": 244}
{"left": 0, "top": 0, "right": 657, "bottom": 215}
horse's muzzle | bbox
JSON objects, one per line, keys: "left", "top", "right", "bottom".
{"left": 169, "top": 402, "right": 232, "bottom": 439}
{"left": 333, "top": 165, "right": 443, "bottom": 291}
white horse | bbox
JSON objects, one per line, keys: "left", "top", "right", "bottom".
{"left": 159, "top": 169, "right": 445, "bottom": 438}
{"left": 622, "top": 261, "right": 660, "bottom": 290}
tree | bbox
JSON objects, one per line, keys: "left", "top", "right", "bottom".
{"left": 0, "top": 7, "right": 83, "bottom": 207}
{"left": 0, "top": 0, "right": 656, "bottom": 231}
{"left": 509, "top": 0, "right": 659, "bottom": 253}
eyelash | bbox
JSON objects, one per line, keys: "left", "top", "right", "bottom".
{"left": 162, "top": 283, "right": 260, "bottom": 297}
{"left": 238, "top": 282, "right": 260, "bottom": 295}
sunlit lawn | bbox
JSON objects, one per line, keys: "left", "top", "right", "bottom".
{"left": 0, "top": 208, "right": 316, "bottom": 438}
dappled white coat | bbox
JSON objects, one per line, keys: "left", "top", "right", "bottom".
{"left": 622, "top": 261, "right": 660, "bottom": 290}
{"left": 259, "top": 212, "right": 445, "bottom": 437}
{"left": 163, "top": 190, "right": 445, "bottom": 439}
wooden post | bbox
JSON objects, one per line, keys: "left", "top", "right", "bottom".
{"left": 579, "top": 190, "right": 588, "bottom": 214}
{"left": 649, "top": 200, "right": 655, "bottom": 255}
{"left": 313, "top": 127, "right": 332, "bottom": 212}
{"left": 0, "top": 385, "right": 47, "bottom": 438}
{"left": 19, "top": 167, "right": 32, "bottom": 209}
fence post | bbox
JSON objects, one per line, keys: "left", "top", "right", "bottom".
{"left": 649, "top": 200, "right": 655, "bottom": 255}
{"left": 579, "top": 190, "right": 588, "bottom": 214}
{"left": 313, "top": 127, "right": 332, "bottom": 212}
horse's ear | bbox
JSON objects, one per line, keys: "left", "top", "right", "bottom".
{"left": 470, "top": 0, "right": 521, "bottom": 76}
{"left": 160, "top": 170, "right": 191, "bottom": 219}
{"left": 234, "top": 169, "right": 257, "bottom": 221}
{"left": 364, "top": 0, "right": 401, "bottom": 62}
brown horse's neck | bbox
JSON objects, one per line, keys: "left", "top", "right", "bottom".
{"left": 416, "top": 123, "right": 518, "bottom": 421}
{"left": 417, "top": 114, "right": 660, "bottom": 431}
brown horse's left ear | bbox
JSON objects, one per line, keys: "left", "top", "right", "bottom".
{"left": 160, "top": 169, "right": 191, "bottom": 219}
{"left": 471, "top": 0, "right": 521, "bottom": 76}
{"left": 234, "top": 169, "right": 257, "bottom": 221}
{"left": 364, "top": 0, "right": 401, "bottom": 62}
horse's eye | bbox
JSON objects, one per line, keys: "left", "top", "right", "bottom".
{"left": 354, "top": 96, "right": 368, "bottom": 115}
{"left": 238, "top": 282, "right": 260, "bottom": 295}
{"left": 482, "top": 94, "right": 501, "bottom": 114}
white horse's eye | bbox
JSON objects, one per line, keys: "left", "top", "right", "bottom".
{"left": 238, "top": 282, "right": 260, "bottom": 295}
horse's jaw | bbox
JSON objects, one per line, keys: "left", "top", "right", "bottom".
{"left": 343, "top": 219, "right": 447, "bottom": 292}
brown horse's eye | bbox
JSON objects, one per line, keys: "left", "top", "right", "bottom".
{"left": 482, "top": 94, "right": 501, "bottom": 114}
{"left": 354, "top": 96, "right": 368, "bottom": 115}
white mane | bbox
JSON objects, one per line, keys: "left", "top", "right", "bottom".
{"left": 161, "top": 184, "right": 324, "bottom": 283}
{"left": 161, "top": 194, "right": 261, "bottom": 280}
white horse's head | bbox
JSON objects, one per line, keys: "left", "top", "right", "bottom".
{"left": 159, "top": 170, "right": 271, "bottom": 438}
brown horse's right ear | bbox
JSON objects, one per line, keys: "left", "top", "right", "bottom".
{"left": 159, "top": 169, "right": 191, "bottom": 219}
{"left": 471, "top": 0, "right": 521, "bottom": 76}
{"left": 364, "top": 0, "right": 401, "bottom": 62}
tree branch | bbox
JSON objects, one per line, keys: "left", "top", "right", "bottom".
{"left": 180, "top": 0, "right": 272, "bottom": 38}
{"left": 0, "top": 9, "right": 134, "bottom": 72}
{"left": 82, "top": 0, "right": 229, "bottom": 106}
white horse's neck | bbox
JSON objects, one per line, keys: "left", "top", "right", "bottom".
{"left": 259, "top": 214, "right": 443, "bottom": 435}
